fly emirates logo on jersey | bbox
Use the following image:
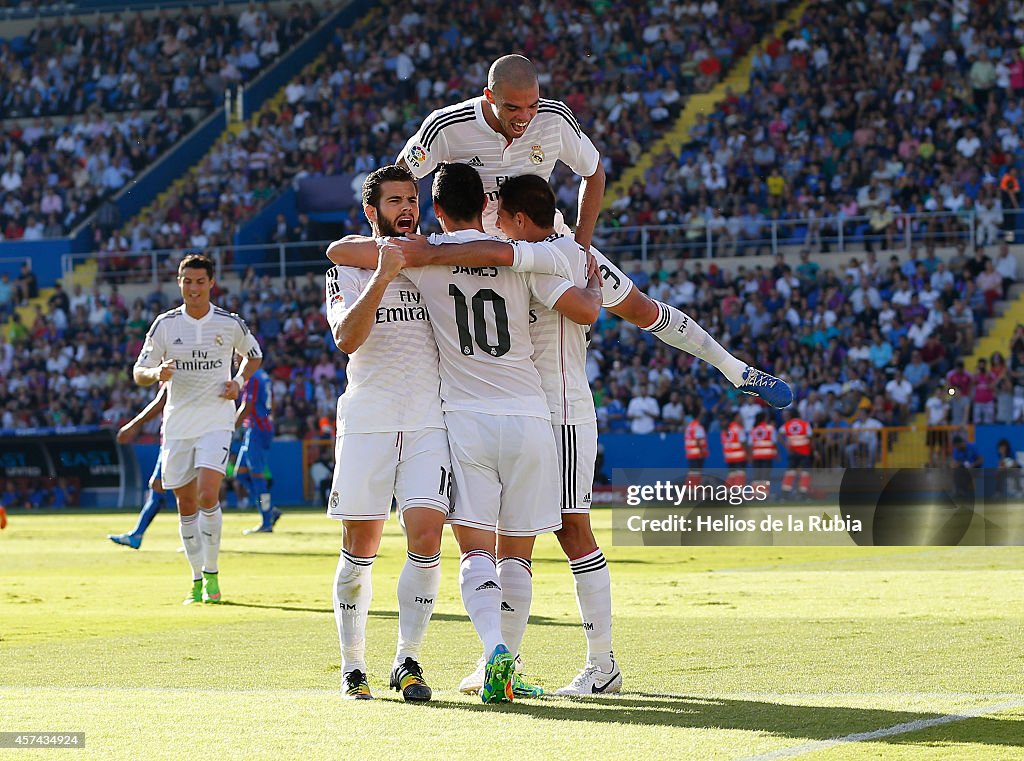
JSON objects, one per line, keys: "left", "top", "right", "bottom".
{"left": 375, "top": 289, "right": 429, "bottom": 325}
{"left": 175, "top": 349, "right": 225, "bottom": 372}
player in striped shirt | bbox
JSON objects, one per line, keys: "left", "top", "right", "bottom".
{"left": 238, "top": 367, "right": 280, "bottom": 534}
{"left": 398, "top": 54, "right": 792, "bottom": 409}
{"left": 133, "top": 254, "right": 263, "bottom": 606}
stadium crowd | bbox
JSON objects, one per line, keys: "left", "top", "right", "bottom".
{"left": 589, "top": 245, "right": 1024, "bottom": 437}
{"left": 604, "top": 0, "right": 1024, "bottom": 256}
{"left": 94, "top": 0, "right": 788, "bottom": 262}
{"left": 0, "top": 2, "right": 321, "bottom": 240}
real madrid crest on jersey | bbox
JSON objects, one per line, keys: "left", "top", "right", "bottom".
{"left": 530, "top": 145, "right": 544, "bottom": 165}
{"left": 215, "top": 334, "right": 224, "bottom": 346}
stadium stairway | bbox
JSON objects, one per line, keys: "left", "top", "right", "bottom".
{"left": 7, "top": 259, "right": 98, "bottom": 332}
{"left": 602, "top": 0, "right": 810, "bottom": 209}
{"left": 886, "top": 286, "right": 1024, "bottom": 466}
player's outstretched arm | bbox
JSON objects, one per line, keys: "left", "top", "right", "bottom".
{"left": 395, "top": 234, "right": 572, "bottom": 276}
{"left": 331, "top": 243, "right": 405, "bottom": 354}
{"left": 117, "top": 384, "right": 168, "bottom": 443}
{"left": 326, "top": 235, "right": 381, "bottom": 269}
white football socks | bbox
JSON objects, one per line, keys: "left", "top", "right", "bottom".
{"left": 179, "top": 512, "right": 203, "bottom": 581}
{"left": 459, "top": 550, "right": 504, "bottom": 656}
{"left": 334, "top": 549, "right": 375, "bottom": 675}
{"left": 198, "top": 504, "right": 222, "bottom": 574}
{"left": 643, "top": 301, "right": 747, "bottom": 387}
{"left": 497, "top": 556, "right": 533, "bottom": 658}
{"left": 569, "top": 549, "right": 614, "bottom": 672}
{"left": 395, "top": 550, "right": 441, "bottom": 663}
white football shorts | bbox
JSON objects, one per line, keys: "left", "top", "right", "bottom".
{"left": 553, "top": 421, "right": 598, "bottom": 513}
{"left": 161, "top": 430, "right": 233, "bottom": 491}
{"left": 444, "top": 410, "right": 561, "bottom": 537}
{"left": 328, "top": 428, "right": 452, "bottom": 521}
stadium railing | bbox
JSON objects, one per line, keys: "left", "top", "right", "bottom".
{"left": 61, "top": 243, "right": 335, "bottom": 285}
{"left": 595, "top": 210, "right": 1024, "bottom": 261}
{"left": 812, "top": 425, "right": 975, "bottom": 469}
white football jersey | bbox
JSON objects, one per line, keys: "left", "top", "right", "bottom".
{"left": 400, "top": 96, "right": 633, "bottom": 310}
{"left": 400, "top": 96, "right": 600, "bottom": 235}
{"left": 526, "top": 234, "right": 596, "bottom": 425}
{"left": 402, "top": 229, "right": 573, "bottom": 419}
{"left": 135, "top": 304, "right": 262, "bottom": 440}
{"left": 326, "top": 267, "right": 443, "bottom": 434}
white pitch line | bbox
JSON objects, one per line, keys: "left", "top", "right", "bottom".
{"left": 732, "top": 698, "right": 1024, "bottom": 761}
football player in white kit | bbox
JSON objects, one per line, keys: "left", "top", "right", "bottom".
{"left": 133, "top": 254, "right": 263, "bottom": 606}
{"left": 398, "top": 54, "right": 792, "bottom": 410}
{"left": 327, "top": 162, "right": 602, "bottom": 703}
{"left": 395, "top": 175, "right": 622, "bottom": 695}
{"left": 325, "top": 165, "right": 452, "bottom": 703}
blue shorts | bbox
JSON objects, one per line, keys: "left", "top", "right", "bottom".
{"left": 238, "top": 428, "right": 273, "bottom": 475}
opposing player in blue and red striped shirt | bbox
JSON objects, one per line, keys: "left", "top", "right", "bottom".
{"left": 238, "top": 367, "right": 279, "bottom": 534}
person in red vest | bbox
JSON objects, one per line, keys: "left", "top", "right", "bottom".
{"left": 779, "top": 409, "right": 813, "bottom": 499}
{"left": 750, "top": 412, "right": 778, "bottom": 495}
{"left": 721, "top": 412, "right": 748, "bottom": 488}
{"left": 684, "top": 415, "right": 708, "bottom": 489}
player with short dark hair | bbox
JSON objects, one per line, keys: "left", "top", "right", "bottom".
{"left": 133, "top": 254, "right": 263, "bottom": 605}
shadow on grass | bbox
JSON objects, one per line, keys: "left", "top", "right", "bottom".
{"left": 411, "top": 693, "right": 1022, "bottom": 748}
{"left": 217, "top": 602, "right": 575, "bottom": 627}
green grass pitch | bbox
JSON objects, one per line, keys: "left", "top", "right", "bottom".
{"left": 1, "top": 509, "right": 1022, "bottom": 760}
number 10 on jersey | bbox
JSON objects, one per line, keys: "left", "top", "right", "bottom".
{"left": 448, "top": 285, "right": 511, "bottom": 358}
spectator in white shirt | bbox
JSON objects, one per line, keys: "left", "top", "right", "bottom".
{"left": 627, "top": 384, "right": 660, "bottom": 434}
{"left": 995, "top": 242, "right": 1017, "bottom": 298}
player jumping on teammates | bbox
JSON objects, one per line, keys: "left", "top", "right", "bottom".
{"left": 395, "top": 54, "right": 792, "bottom": 410}
{"left": 133, "top": 253, "right": 263, "bottom": 605}
{"left": 108, "top": 384, "right": 174, "bottom": 549}
{"left": 325, "top": 165, "right": 453, "bottom": 703}
{"left": 328, "top": 162, "right": 601, "bottom": 703}
{"left": 237, "top": 366, "right": 281, "bottom": 534}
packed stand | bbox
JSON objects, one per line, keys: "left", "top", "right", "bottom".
{"left": 589, "top": 245, "right": 1024, "bottom": 459}
{"left": 603, "top": 0, "right": 1024, "bottom": 257}
{"left": 0, "top": 267, "right": 344, "bottom": 445}
{"left": 0, "top": 3, "right": 321, "bottom": 240}
{"left": 1, "top": 3, "right": 319, "bottom": 117}
{"left": 98, "top": 0, "right": 789, "bottom": 271}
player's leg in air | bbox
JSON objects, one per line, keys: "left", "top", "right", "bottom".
{"left": 166, "top": 434, "right": 229, "bottom": 605}
{"left": 594, "top": 252, "right": 793, "bottom": 409}
{"left": 241, "top": 428, "right": 280, "bottom": 534}
{"left": 108, "top": 455, "right": 169, "bottom": 550}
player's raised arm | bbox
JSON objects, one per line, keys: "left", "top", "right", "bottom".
{"left": 327, "top": 243, "right": 405, "bottom": 354}
{"left": 527, "top": 272, "right": 601, "bottom": 326}
{"left": 575, "top": 161, "right": 606, "bottom": 253}
{"left": 326, "top": 235, "right": 381, "bottom": 269}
